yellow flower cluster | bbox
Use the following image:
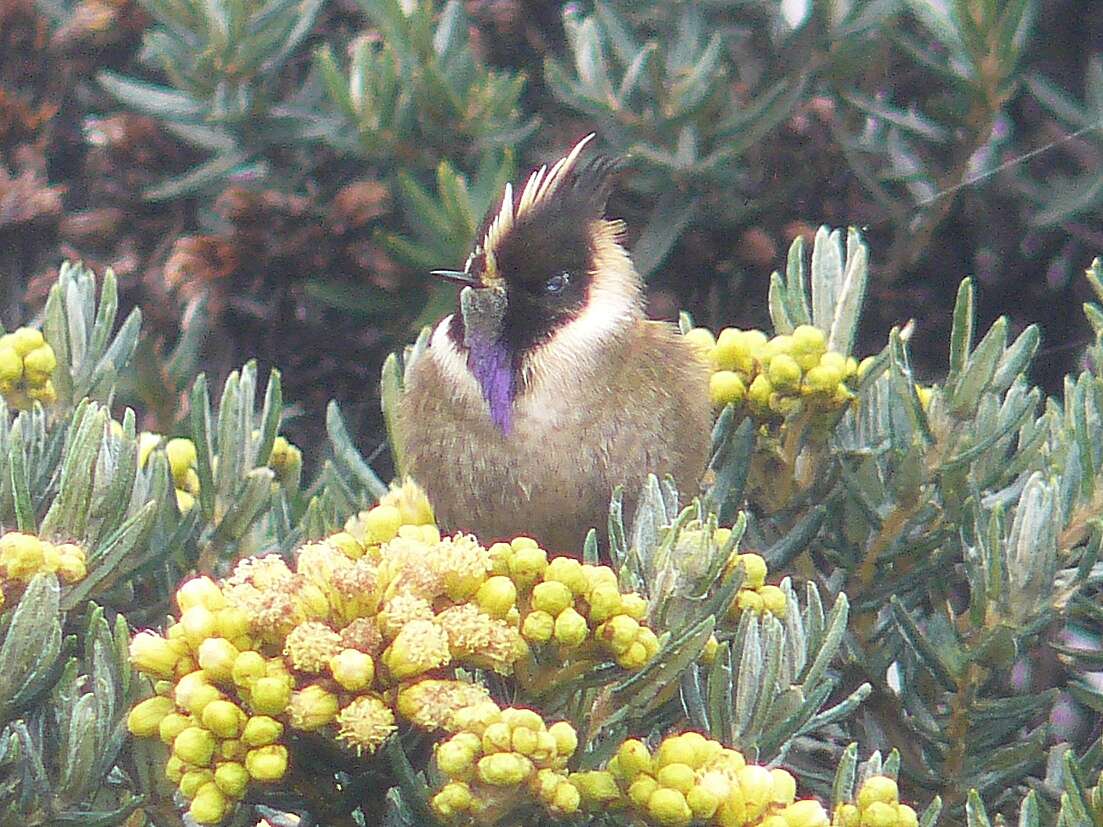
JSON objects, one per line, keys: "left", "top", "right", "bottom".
{"left": 0, "top": 327, "right": 57, "bottom": 409}
{"left": 832, "top": 776, "right": 917, "bottom": 827}
{"left": 430, "top": 701, "right": 582, "bottom": 824}
{"left": 139, "top": 434, "right": 201, "bottom": 514}
{"left": 727, "top": 552, "right": 786, "bottom": 621}
{"left": 127, "top": 576, "right": 293, "bottom": 824}
{"left": 685, "top": 325, "right": 858, "bottom": 421}
{"left": 0, "top": 532, "right": 87, "bottom": 610}
{"left": 575, "top": 732, "right": 829, "bottom": 827}
{"left": 488, "top": 539, "right": 659, "bottom": 670}
{"left": 126, "top": 481, "right": 534, "bottom": 823}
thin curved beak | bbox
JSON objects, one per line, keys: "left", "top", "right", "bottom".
{"left": 431, "top": 269, "right": 481, "bottom": 286}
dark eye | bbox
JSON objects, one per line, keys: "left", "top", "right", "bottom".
{"left": 544, "top": 271, "right": 571, "bottom": 295}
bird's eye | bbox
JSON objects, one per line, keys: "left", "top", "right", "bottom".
{"left": 544, "top": 271, "right": 571, "bottom": 295}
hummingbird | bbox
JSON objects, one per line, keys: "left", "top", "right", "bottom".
{"left": 396, "top": 134, "right": 712, "bottom": 553}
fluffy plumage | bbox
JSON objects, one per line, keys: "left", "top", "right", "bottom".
{"left": 397, "top": 136, "right": 711, "bottom": 553}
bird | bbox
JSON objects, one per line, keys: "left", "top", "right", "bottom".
{"left": 395, "top": 134, "right": 712, "bottom": 554}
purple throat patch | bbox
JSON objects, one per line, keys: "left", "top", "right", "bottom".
{"left": 467, "top": 337, "right": 515, "bottom": 433}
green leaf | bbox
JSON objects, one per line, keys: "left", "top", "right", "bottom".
{"left": 327, "top": 401, "right": 389, "bottom": 500}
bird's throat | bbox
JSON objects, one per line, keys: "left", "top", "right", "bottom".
{"left": 467, "top": 337, "right": 515, "bottom": 434}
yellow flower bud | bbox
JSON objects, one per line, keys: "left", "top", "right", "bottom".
{"left": 288, "top": 685, "right": 339, "bottom": 731}
{"left": 616, "top": 739, "right": 652, "bottom": 777}
{"left": 548, "top": 721, "right": 578, "bottom": 759}
{"left": 683, "top": 327, "right": 716, "bottom": 356}
{"left": 177, "top": 576, "right": 227, "bottom": 612}
{"left": 532, "top": 580, "right": 573, "bottom": 616}
{"left": 648, "top": 787, "right": 693, "bottom": 826}
{"left": 249, "top": 676, "right": 292, "bottom": 715}
{"left": 656, "top": 735, "right": 698, "bottom": 769}
{"left": 165, "top": 437, "right": 197, "bottom": 479}
{"left": 477, "top": 752, "right": 533, "bottom": 786}
{"left": 768, "top": 353, "right": 803, "bottom": 391}
{"left": 521, "top": 610, "right": 555, "bottom": 643}
{"left": 0, "top": 532, "right": 45, "bottom": 580}
{"left": 127, "top": 696, "right": 176, "bottom": 737}
{"left": 482, "top": 721, "right": 513, "bottom": 754}
{"left": 508, "top": 544, "right": 548, "bottom": 587}
{"left": 475, "top": 575, "right": 517, "bottom": 618}
{"left": 573, "top": 770, "right": 621, "bottom": 805}
{"left": 55, "top": 548, "right": 86, "bottom": 583}
{"left": 245, "top": 744, "right": 289, "bottom": 781}
{"left": 450, "top": 700, "right": 501, "bottom": 736}
{"left": 856, "top": 776, "right": 898, "bottom": 809}
{"left": 231, "top": 650, "right": 266, "bottom": 687}
{"left": 165, "top": 754, "right": 186, "bottom": 783}
{"left": 197, "top": 638, "right": 239, "bottom": 684}
{"left": 617, "top": 640, "right": 651, "bottom": 670}
{"left": 180, "top": 605, "right": 218, "bottom": 648}
{"left": 202, "top": 699, "right": 246, "bottom": 738}
{"left": 175, "top": 489, "right": 196, "bottom": 514}
{"left": 214, "top": 761, "right": 249, "bottom": 798}
{"left": 733, "top": 553, "right": 767, "bottom": 589}
{"left": 587, "top": 583, "right": 623, "bottom": 623}
{"left": 545, "top": 556, "right": 587, "bottom": 593}
{"left": 174, "top": 726, "right": 217, "bottom": 766}
{"left": 187, "top": 781, "right": 229, "bottom": 824}
{"left": 554, "top": 607, "right": 589, "bottom": 647}
{"left": 860, "top": 801, "right": 898, "bottom": 827}
{"left": 737, "top": 589, "right": 764, "bottom": 615}
{"left": 747, "top": 373, "right": 773, "bottom": 411}
{"left": 0, "top": 346, "right": 21, "bottom": 383}
{"left": 180, "top": 768, "right": 215, "bottom": 798}
{"left": 700, "top": 634, "right": 719, "bottom": 665}
{"left": 362, "top": 504, "right": 403, "bottom": 543}
{"left": 597, "top": 614, "right": 640, "bottom": 655}
{"left": 181, "top": 682, "right": 223, "bottom": 718}
{"left": 551, "top": 779, "right": 581, "bottom": 815}
{"left": 6, "top": 328, "right": 43, "bottom": 357}
{"left": 620, "top": 592, "right": 648, "bottom": 620}
{"left": 711, "top": 371, "right": 747, "bottom": 407}
{"left": 770, "top": 768, "right": 797, "bottom": 804}
{"left": 215, "top": 606, "right": 250, "bottom": 640}
{"left": 657, "top": 762, "right": 696, "bottom": 794}
{"left": 432, "top": 781, "right": 474, "bottom": 818}
{"left": 436, "top": 739, "right": 476, "bottom": 777}
{"left": 241, "top": 715, "right": 284, "bottom": 747}
{"left": 760, "top": 584, "right": 788, "bottom": 616}
{"left": 159, "top": 712, "right": 193, "bottom": 745}
{"left": 737, "top": 764, "right": 773, "bottom": 820}
{"left": 834, "top": 803, "right": 861, "bottom": 827}
{"left": 329, "top": 648, "right": 375, "bottom": 691}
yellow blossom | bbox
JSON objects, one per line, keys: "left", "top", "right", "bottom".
{"left": 436, "top": 603, "right": 522, "bottom": 673}
{"left": 382, "top": 619, "right": 451, "bottom": 680}
{"left": 395, "top": 679, "right": 492, "bottom": 731}
{"left": 288, "top": 684, "right": 339, "bottom": 730}
{"left": 284, "top": 621, "right": 343, "bottom": 673}
{"left": 245, "top": 744, "right": 289, "bottom": 781}
{"left": 336, "top": 695, "right": 397, "bottom": 754}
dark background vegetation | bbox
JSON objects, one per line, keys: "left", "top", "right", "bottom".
{"left": 1, "top": 0, "right": 1101, "bottom": 467}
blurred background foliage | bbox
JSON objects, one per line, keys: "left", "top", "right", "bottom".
{"left": 1, "top": 0, "right": 1102, "bottom": 473}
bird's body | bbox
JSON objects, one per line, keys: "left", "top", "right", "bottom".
{"left": 396, "top": 136, "right": 711, "bottom": 553}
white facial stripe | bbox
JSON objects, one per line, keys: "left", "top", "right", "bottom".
{"left": 430, "top": 315, "right": 481, "bottom": 399}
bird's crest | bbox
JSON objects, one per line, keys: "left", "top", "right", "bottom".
{"left": 466, "top": 134, "right": 618, "bottom": 284}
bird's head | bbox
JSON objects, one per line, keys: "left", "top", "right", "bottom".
{"left": 434, "top": 134, "right": 643, "bottom": 433}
